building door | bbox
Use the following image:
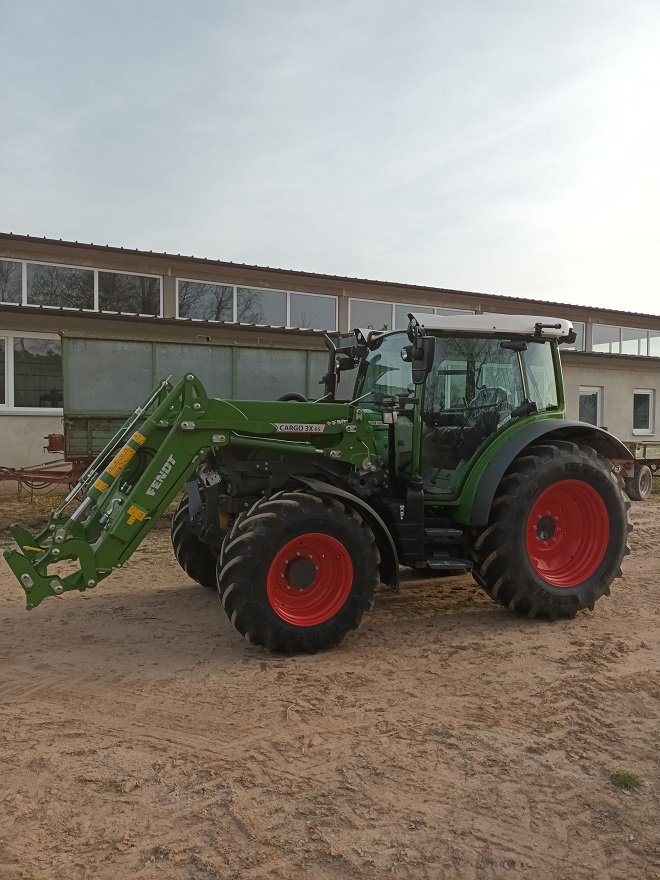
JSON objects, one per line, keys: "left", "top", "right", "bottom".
{"left": 579, "top": 386, "right": 602, "bottom": 426}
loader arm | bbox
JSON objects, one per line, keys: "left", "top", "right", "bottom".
{"left": 3, "top": 374, "right": 366, "bottom": 609}
{"left": 4, "top": 374, "right": 219, "bottom": 608}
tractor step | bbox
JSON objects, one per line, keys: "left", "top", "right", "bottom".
{"left": 424, "top": 528, "right": 465, "bottom": 541}
{"left": 424, "top": 555, "right": 473, "bottom": 573}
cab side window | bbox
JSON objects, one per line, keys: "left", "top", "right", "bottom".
{"left": 422, "top": 337, "right": 525, "bottom": 494}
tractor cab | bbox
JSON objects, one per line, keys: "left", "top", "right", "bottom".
{"left": 346, "top": 313, "right": 573, "bottom": 499}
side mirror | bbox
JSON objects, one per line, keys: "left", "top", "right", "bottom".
{"left": 402, "top": 336, "right": 435, "bottom": 384}
{"left": 403, "top": 312, "right": 435, "bottom": 384}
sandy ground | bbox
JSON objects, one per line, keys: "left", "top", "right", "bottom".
{"left": 0, "top": 494, "right": 658, "bottom": 880}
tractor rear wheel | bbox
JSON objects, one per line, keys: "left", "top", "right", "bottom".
{"left": 471, "top": 441, "right": 631, "bottom": 619}
{"left": 171, "top": 492, "right": 222, "bottom": 589}
{"left": 217, "top": 491, "right": 378, "bottom": 653}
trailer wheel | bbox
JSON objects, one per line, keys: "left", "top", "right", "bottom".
{"left": 171, "top": 493, "right": 222, "bottom": 589}
{"left": 217, "top": 492, "right": 378, "bottom": 653}
{"left": 625, "top": 463, "right": 653, "bottom": 501}
{"left": 471, "top": 441, "right": 631, "bottom": 619}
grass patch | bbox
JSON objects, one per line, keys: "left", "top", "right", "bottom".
{"left": 610, "top": 770, "right": 642, "bottom": 792}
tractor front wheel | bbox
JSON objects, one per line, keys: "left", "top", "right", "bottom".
{"left": 217, "top": 492, "right": 378, "bottom": 653}
{"left": 171, "top": 492, "right": 222, "bottom": 589}
{"left": 471, "top": 441, "right": 631, "bottom": 618}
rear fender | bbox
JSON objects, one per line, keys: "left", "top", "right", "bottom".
{"left": 293, "top": 476, "right": 399, "bottom": 589}
{"left": 469, "top": 421, "right": 633, "bottom": 528}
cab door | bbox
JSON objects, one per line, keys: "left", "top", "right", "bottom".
{"left": 421, "top": 335, "right": 525, "bottom": 497}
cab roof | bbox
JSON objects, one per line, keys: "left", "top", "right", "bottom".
{"left": 407, "top": 312, "right": 573, "bottom": 339}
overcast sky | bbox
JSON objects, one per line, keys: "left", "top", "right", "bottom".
{"left": 2, "top": 1, "right": 660, "bottom": 314}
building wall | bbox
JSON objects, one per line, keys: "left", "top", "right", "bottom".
{"left": 1, "top": 234, "right": 659, "bottom": 484}
{"left": 562, "top": 354, "right": 659, "bottom": 441}
{"left": 1, "top": 414, "right": 63, "bottom": 467}
{"left": 0, "top": 413, "right": 64, "bottom": 495}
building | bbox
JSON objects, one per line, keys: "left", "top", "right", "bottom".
{"left": 1, "top": 232, "right": 659, "bottom": 475}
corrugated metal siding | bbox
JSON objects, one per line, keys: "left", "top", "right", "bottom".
{"left": 61, "top": 336, "right": 329, "bottom": 457}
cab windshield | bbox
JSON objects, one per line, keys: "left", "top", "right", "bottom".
{"left": 353, "top": 332, "right": 410, "bottom": 402}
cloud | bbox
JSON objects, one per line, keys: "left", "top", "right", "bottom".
{"left": 1, "top": 0, "right": 660, "bottom": 313}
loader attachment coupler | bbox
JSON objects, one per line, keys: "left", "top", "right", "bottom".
{"left": 3, "top": 374, "right": 215, "bottom": 609}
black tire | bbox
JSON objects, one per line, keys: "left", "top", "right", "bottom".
{"left": 217, "top": 491, "right": 379, "bottom": 653}
{"left": 625, "top": 464, "right": 653, "bottom": 501}
{"left": 471, "top": 441, "right": 631, "bottom": 619}
{"left": 277, "top": 392, "right": 307, "bottom": 402}
{"left": 171, "top": 493, "right": 222, "bottom": 589}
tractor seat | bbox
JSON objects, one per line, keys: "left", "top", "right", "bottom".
{"left": 456, "top": 386, "right": 510, "bottom": 458}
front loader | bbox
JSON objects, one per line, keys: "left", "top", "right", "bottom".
{"left": 4, "top": 313, "right": 633, "bottom": 653}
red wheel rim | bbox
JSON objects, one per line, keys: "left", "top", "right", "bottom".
{"left": 525, "top": 479, "right": 609, "bottom": 588}
{"left": 266, "top": 533, "right": 353, "bottom": 626}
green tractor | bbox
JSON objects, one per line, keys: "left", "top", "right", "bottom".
{"left": 4, "top": 313, "right": 632, "bottom": 653}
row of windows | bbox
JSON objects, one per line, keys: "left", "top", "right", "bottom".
{"left": 3, "top": 259, "right": 660, "bottom": 353}
{"left": 348, "top": 299, "right": 474, "bottom": 331}
{"left": 579, "top": 386, "right": 655, "bottom": 434}
{"left": 0, "top": 258, "right": 499, "bottom": 334}
{"left": 177, "top": 280, "right": 338, "bottom": 330}
{"left": 591, "top": 324, "right": 660, "bottom": 356}
{"left": 0, "top": 333, "right": 63, "bottom": 410}
{"left": 177, "top": 286, "right": 477, "bottom": 331}
{"left": 0, "top": 259, "right": 161, "bottom": 315}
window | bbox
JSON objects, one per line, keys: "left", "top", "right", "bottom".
{"left": 0, "top": 332, "right": 62, "bottom": 410}
{"left": 27, "top": 263, "right": 94, "bottom": 309}
{"left": 579, "top": 386, "right": 602, "bottom": 426}
{"left": 289, "top": 293, "right": 336, "bottom": 330}
{"left": 633, "top": 390, "right": 654, "bottom": 434}
{"left": 0, "top": 260, "right": 21, "bottom": 303}
{"left": 591, "top": 325, "right": 620, "bottom": 354}
{"left": 421, "top": 335, "right": 525, "bottom": 496}
{"left": 650, "top": 332, "right": 660, "bottom": 357}
{"left": 350, "top": 299, "right": 393, "bottom": 331}
{"left": 621, "top": 327, "right": 648, "bottom": 356}
{"left": 237, "top": 287, "right": 287, "bottom": 324}
{"left": 424, "top": 337, "right": 526, "bottom": 425}
{"left": 178, "top": 281, "right": 234, "bottom": 321}
{"left": 559, "top": 321, "right": 585, "bottom": 351}
{"left": 98, "top": 271, "right": 161, "bottom": 315}
{"left": 523, "top": 342, "right": 558, "bottom": 411}
{"left": 354, "top": 332, "right": 412, "bottom": 400}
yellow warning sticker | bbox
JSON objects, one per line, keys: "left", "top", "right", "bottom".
{"left": 127, "top": 504, "right": 147, "bottom": 526}
{"left": 133, "top": 432, "right": 146, "bottom": 445}
{"left": 93, "top": 478, "right": 110, "bottom": 493}
{"left": 106, "top": 445, "right": 136, "bottom": 477}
